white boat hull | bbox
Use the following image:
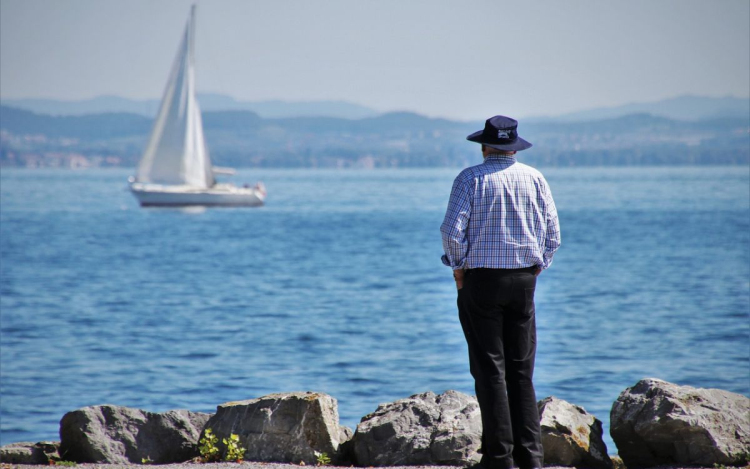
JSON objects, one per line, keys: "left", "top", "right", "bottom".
{"left": 130, "top": 182, "right": 265, "bottom": 207}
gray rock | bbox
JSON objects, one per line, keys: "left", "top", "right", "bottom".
{"left": 538, "top": 397, "right": 612, "bottom": 468}
{"left": 58, "top": 405, "right": 211, "bottom": 464}
{"left": 351, "top": 390, "right": 482, "bottom": 466}
{"left": 339, "top": 425, "right": 354, "bottom": 443}
{"left": 610, "top": 378, "right": 750, "bottom": 467}
{"left": 0, "top": 441, "right": 60, "bottom": 464}
{"left": 202, "top": 392, "right": 349, "bottom": 464}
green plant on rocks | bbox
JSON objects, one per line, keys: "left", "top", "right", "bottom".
{"left": 315, "top": 452, "right": 331, "bottom": 466}
{"left": 199, "top": 428, "right": 220, "bottom": 462}
{"left": 50, "top": 461, "right": 77, "bottom": 467}
{"left": 222, "top": 433, "right": 246, "bottom": 462}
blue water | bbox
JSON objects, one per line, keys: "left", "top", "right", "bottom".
{"left": 1, "top": 166, "right": 749, "bottom": 456}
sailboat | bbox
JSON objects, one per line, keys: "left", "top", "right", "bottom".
{"left": 129, "top": 6, "right": 265, "bottom": 207}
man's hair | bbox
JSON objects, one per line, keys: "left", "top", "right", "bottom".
{"left": 482, "top": 144, "right": 516, "bottom": 156}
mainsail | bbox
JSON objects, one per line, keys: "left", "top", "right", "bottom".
{"left": 136, "top": 6, "right": 215, "bottom": 188}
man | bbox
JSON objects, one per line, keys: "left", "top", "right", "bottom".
{"left": 440, "top": 115, "right": 561, "bottom": 469}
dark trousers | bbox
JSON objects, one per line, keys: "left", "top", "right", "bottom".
{"left": 458, "top": 267, "right": 543, "bottom": 469}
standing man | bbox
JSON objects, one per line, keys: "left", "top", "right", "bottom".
{"left": 440, "top": 116, "right": 560, "bottom": 469}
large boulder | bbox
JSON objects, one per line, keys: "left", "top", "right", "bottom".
{"left": 59, "top": 405, "right": 210, "bottom": 464}
{"left": 538, "top": 396, "right": 612, "bottom": 468}
{"left": 351, "top": 390, "right": 482, "bottom": 466}
{"left": 0, "top": 441, "right": 60, "bottom": 464}
{"left": 203, "top": 392, "right": 351, "bottom": 464}
{"left": 610, "top": 378, "right": 750, "bottom": 467}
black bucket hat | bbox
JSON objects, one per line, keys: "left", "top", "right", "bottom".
{"left": 467, "top": 115, "right": 532, "bottom": 152}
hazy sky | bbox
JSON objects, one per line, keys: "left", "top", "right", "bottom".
{"left": 1, "top": 0, "right": 749, "bottom": 120}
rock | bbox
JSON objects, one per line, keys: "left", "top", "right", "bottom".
{"left": 58, "top": 405, "right": 211, "bottom": 464}
{"left": 538, "top": 396, "right": 612, "bottom": 468}
{"left": 610, "top": 455, "right": 627, "bottom": 469}
{"left": 351, "top": 390, "right": 482, "bottom": 466}
{"left": 339, "top": 425, "right": 354, "bottom": 443}
{"left": 610, "top": 378, "right": 750, "bottom": 467}
{"left": 203, "top": 392, "right": 350, "bottom": 464}
{"left": 0, "top": 441, "right": 60, "bottom": 464}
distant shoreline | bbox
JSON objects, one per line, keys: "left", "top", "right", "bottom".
{"left": 2, "top": 103, "right": 748, "bottom": 169}
{"left": 1, "top": 163, "right": 749, "bottom": 172}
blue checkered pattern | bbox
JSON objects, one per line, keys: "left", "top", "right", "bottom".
{"left": 440, "top": 155, "right": 561, "bottom": 270}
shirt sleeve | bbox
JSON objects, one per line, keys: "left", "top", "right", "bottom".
{"left": 541, "top": 180, "right": 561, "bottom": 269}
{"left": 440, "top": 175, "right": 472, "bottom": 270}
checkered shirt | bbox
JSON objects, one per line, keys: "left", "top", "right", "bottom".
{"left": 440, "top": 155, "right": 561, "bottom": 271}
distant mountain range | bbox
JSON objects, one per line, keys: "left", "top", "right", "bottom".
{"left": 0, "top": 94, "right": 379, "bottom": 120}
{"left": 2, "top": 94, "right": 748, "bottom": 122}
{"left": 1, "top": 95, "right": 748, "bottom": 169}
{"left": 535, "top": 95, "right": 750, "bottom": 122}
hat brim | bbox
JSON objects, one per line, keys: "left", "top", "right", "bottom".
{"left": 467, "top": 130, "right": 533, "bottom": 152}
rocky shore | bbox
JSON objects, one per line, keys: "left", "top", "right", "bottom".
{"left": 2, "top": 379, "right": 748, "bottom": 468}
{"left": 0, "top": 463, "right": 589, "bottom": 469}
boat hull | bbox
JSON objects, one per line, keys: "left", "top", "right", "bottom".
{"left": 130, "top": 183, "right": 265, "bottom": 207}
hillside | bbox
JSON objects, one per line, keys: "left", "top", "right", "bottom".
{"left": 532, "top": 95, "right": 750, "bottom": 122}
{"left": 1, "top": 105, "right": 748, "bottom": 169}
{"left": 0, "top": 95, "right": 379, "bottom": 120}
{"left": 5, "top": 94, "right": 747, "bottom": 121}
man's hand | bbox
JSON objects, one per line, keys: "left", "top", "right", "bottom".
{"left": 453, "top": 269, "right": 465, "bottom": 290}
{"left": 534, "top": 266, "right": 542, "bottom": 277}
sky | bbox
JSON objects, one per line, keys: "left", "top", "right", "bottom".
{"left": 1, "top": 0, "right": 749, "bottom": 121}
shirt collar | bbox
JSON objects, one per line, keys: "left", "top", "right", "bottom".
{"left": 484, "top": 153, "right": 517, "bottom": 163}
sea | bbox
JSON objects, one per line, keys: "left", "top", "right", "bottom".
{"left": 1, "top": 166, "right": 749, "bottom": 455}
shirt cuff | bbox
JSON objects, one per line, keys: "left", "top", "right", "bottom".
{"left": 441, "top": 254, "right": 466, "bottom": 270}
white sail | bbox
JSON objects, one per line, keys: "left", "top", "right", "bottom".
{"left": 136, "top": 6, "right": 215, "bottom": 188}
{"left": 129, "top": 5, "right": 264, "bottom": 208}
